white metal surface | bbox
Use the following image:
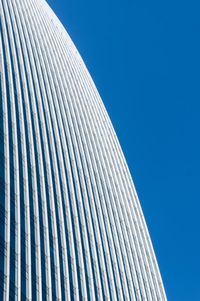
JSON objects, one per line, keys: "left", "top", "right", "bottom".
{"left": 0, "top": 0, "right": 167, "bottom": 300}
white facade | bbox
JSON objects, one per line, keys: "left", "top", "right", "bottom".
{"left": 0, "top": 0, "right": 167, "bottom": 300}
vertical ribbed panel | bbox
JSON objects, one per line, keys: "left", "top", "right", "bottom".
{"left": 0, "top": 0, "right": 167, "bottom": 300}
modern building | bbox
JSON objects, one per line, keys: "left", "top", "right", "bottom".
{"left": 0, "top": 0, "right": 167, "bottom": 300}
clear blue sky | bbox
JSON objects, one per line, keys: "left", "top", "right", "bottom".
{"left": 47, "top": 1, "right": 200, "bottom": 300}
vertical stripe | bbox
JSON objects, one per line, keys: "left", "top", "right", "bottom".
{"left": 0, "top": 0, "right": 167, "bottom": 300}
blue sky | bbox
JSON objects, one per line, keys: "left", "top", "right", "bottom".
{"left": 47, "top": 1, "right": 200, "bottom": 299}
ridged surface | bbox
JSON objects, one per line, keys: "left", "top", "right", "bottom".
{"left": 0, "top": 0, "right": 167, "bottom": 300}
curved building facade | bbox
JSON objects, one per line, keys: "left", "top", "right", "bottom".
{"left": 0, "top": 0, "right": 166, "bottom": 300}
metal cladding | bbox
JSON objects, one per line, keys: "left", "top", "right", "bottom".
{"left": 0, "top": 0, "right": 167, "bottom": 300}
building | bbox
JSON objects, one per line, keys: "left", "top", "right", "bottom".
{"left": 0, "top": 0, "right": 167, "bottom": 300}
